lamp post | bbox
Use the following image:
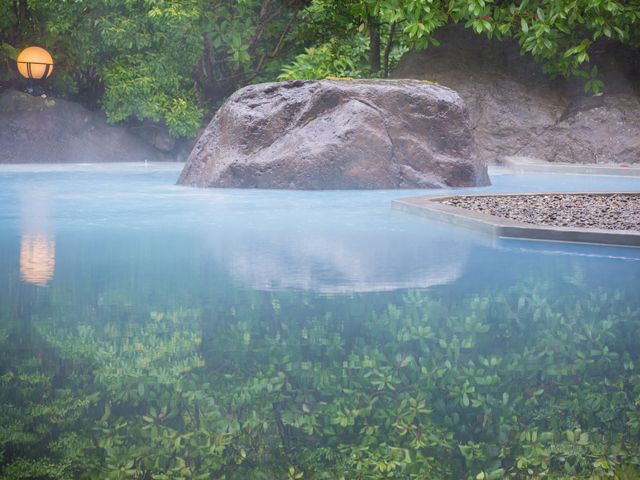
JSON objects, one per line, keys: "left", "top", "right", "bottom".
{"left": 16, "top": 46, "right": 54, "bottom": 96}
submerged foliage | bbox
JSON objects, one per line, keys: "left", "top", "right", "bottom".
{"left": 1, "top": 281, "right": 639, "bottom": 479}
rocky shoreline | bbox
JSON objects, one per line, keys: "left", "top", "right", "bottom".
{"left": 440, "top": 193, "right": 640, "bottom": 231}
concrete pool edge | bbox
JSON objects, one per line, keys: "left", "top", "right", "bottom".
{"left": 392, "top": 192, "right": 640, "bottom": 247}
{"left": 501, "top": 156, "right": 640, "bottom": 177}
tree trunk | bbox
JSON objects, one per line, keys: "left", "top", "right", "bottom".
{"left": 17, "top": 0, "right": 29, "bottom": 26}
{"left": 368, "top": 14, "right": 380, "bottom": 73}
{"left": 383, "top": 22, "right": 397, "bottom": 78}
{"left": 11, "top": 0, "right": 30, "bottom": 43}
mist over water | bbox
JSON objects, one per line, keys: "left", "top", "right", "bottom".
{"left": 1, "top": 164, "right": 639, "bottom": 349}
{"left": 2, "top": 163, "right": 640, "bottom": 294}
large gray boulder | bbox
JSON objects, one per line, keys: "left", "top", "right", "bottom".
{"left": 0, "top": 89, "right": 173, "bottom": 163}
{"left": 393, "top": 26, "right": 640, "bottom": 164}
{"left": 177, "top": 79, "right": 489, "bottom": 189}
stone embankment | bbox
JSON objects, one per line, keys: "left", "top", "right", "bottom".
{"left": 441, "top": 193, "right": 640, "bottom": 231}
{"left": 0, "top": 89, "right": 188, "bottom": 163}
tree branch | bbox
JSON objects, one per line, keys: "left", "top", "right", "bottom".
{"left": 383, "top": 22, "right": 397, "bottom": 78}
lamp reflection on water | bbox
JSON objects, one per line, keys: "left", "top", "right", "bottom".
{"left": 19, "top": 192, "right": 56, "bottom": 287}
{"left": 20, "top": 233, "right": 55, "bottom": 286}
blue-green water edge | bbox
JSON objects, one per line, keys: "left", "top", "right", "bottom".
{"left": 1, "top": 164, "right": 639, "bottom": 479}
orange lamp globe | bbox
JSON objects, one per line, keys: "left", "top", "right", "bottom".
{"left": 16, "top": 46, "right": 54, "bottom": 80}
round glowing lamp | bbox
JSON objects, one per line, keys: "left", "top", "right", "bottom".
{"left": 16, "top": 46, "right": 54, "bottom": 80}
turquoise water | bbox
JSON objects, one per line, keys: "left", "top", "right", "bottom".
{"left": 1, "top": 164, "right": 639, "bottom": 479}
{"left": 1, "top": 164, "right": 639, "bottom": 296}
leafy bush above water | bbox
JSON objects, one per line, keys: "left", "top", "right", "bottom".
{"left": 1, "top": 282, "right": 639, "bottom": 479}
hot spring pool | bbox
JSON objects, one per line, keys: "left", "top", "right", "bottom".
{"left": 1, "top": 163, "right": 639, "bottom": 479}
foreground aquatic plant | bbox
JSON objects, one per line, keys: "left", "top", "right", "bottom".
{"left": 1, "top": 281, "right": 639, "bottom": 479}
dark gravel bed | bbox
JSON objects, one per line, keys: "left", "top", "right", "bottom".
{"left": 440, "top": 193, "right": 640, "bottom": 231}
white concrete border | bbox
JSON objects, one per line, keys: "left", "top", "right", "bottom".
{"left": 502, "top": 156, "right": 640, "bottom": 177}
{"left": 392, "top": 192, "right": 640, "bottom": 247}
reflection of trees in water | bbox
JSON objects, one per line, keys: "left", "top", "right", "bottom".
{"left": 20, "top": 233, "right": 56, "bottom": 287}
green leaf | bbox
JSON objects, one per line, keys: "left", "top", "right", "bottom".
{"left": 1, "top": 43, "right": 18, "bottom": 60}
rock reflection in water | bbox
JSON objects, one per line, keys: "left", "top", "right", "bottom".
{"left": 217, "top": 231, "right": 469, "bottom": 293}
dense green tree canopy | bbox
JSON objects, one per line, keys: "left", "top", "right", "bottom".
{"left": 1, "top": 0, "right": 304, "bottom": 137}
{"left": 282, "top": 0, "right": 640, "bottom": 89}
{"left": 1, "top": 0, "right": 639, "bottom": 137}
